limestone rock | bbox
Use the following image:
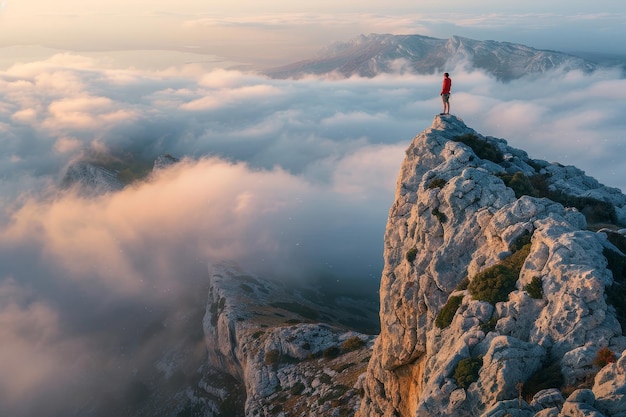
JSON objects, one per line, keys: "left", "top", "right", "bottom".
{"left": 203, "top": 263, "right": 377, "bottom": 416}
{"left": 559, "top": 389, "right": 604, "bottom": 417}
{"left": 359, "top": 115, "right": 626, "bottom": 417}
{"left": 531, "top": 388, "right": 565, "bottom": 410}
{"left": 593, "top": 350, "right": 626, "bottom": 416}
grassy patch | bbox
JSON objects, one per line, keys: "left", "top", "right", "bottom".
{"left": 427, "top": 178, "right": 447, "bottom": 189}
{"left": 406, "top": 247, "right": 418, "bottom": 263}
{"left": 341, "top": 336, "right": 366, "bottom": 352}
{"left": 496, "top": 173, "right": 551, "bottom": 199}
{"left": 432, "top": 208, "right": 448, "bottom": 224}
{"left": 323, "top": 346, "right": 341, "bottom": 359}
{"left": 435, "top": 295, "right": 463, "bottom": 329}
{"left": 497, "top": 172, "right": 537, "bottom": 198}
{"left": 453, "top": 356, "right": 483, "bottom": 389}
{"left": 479, "top": 315, "right": 498, "bottom": 333}
{"left": 456, "top": 276, "right": 470, "bottom": 291}
{"left": 524, "top": 276, "right": 543, "bottom": 299}
{"left": 452, "top": 133, "right": 503, "bottom": 163}
{"left": 264, "top": 349, "right": 297, "bottom": 367}
{"left": 469, "top": 264, "right": 518, "bottom": 304}
{"left": 469, "top": 243, "right": 531, "bottom": 304}
{"left": 556, "top": 192, "right": 617, "bottom": 224}
{"left": 498, "top": 171, "right": 618, "bottom": 225}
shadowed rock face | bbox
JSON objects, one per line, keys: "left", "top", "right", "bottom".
{"left": 265, "top": 34, "right": 597, "bottom": 81}
{"left": 61, "top": 161, "right": 125, "bottom": 193}
{"left": 203, "top": 263, "right": 378, "bottom": 416}
{"left": 358, "top": 115, "right": 626, "bottom": 417}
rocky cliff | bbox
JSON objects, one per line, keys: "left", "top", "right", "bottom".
{"left": 358, "top": 115, "right": 626, "bottom": 416}
{"left": 203, "top": 263, "right": 378, "bottom": 416}
{"left": 79, "top": 117, "right": 626, "bottom": 416}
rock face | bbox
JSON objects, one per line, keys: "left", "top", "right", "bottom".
{"left": 61, "top": 154, "right": 180, "bottom": 194}
{"left": 153, "top": 154, "right": 180, "bottom": 170}
{"left": 203, "top": 263, "right": 378, "bottom": 416}
{"left": 358, "top": 115, "right": 626, "bottom": 416}
{"left": 61, "top": 160, "right": 125, "bottom": 193}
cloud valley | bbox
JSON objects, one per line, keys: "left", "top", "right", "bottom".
{"left": 1, "top": 51, "right": 625, "bottom": 415}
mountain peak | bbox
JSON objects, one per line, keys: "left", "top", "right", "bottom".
{"left": 358, "top": 115, "right": 626, "bottom": 416}
{"left": 264, "top": 33, "right": 597, "bottom": 80}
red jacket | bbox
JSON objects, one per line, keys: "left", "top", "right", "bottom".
{"left": 441, "top": 77, "right": 452, "bottom": 95}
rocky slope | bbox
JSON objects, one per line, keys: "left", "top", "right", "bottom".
{"left": 61, "top": 160, "right": 125, "bottom": 193}
{"left": 61, "top": 153, "right": 179, "bottom": 194}
{"left": 358, "top": 114, "right": 626, "bottom": 416}
{"left": 265, "top": 34, "right": 598, "bottom": 81}
{"left": 203, "top": 263, "right": 378, "bottom": 416}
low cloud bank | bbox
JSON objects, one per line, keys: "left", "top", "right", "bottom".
{"left": 1, "top": 53, "right": 625, "bottom": 415}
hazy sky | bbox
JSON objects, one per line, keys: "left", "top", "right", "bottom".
{"left": 1, "top": 0, "right": 625, "bottom": 66}
{"left": 1, "top": 1, "right": 626, "bottom": 416}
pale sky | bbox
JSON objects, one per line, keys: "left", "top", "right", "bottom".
{"left": 1, "top": 0, "right": 625, "bottom": 66}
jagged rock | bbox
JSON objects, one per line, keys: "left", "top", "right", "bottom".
{"left": 61, "top": 153, "right": 179, "bottom": 194}
{"left": 470, "top": 336, "right": 545, "bottom": 406}
{"left": 203, "top": 263, "right": 377, "bottom": 416}
{"left": 531, "top": 388, "right": 565, "bottom": 410}
{"left": 559, "top": 389, "right": 605, "bottom": 417}
{"left": 61, "top": 160, "right": 124, "bottom": 193}
{"left": 359, "top": 115, "right": 626, "bottom": 417}
{"left": 593, "top": 350, "right": 626, "bottom": 416}
{"left": 543, "top": 164, "right": 626, "bottom": 225}
{"left": 153, "top": 154, "right": 180, "bottom": 170}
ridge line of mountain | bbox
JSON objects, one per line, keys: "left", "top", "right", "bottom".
{"left": 264, "top": 33, "right": 625, "bottom": 80}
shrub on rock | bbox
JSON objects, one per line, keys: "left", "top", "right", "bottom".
{"left": 593, "top": 347, "right": 616, "bottom": 368}
{"left": 453, "top": 356, "right": 483, "bottom": 389}
{"left": 435, "top": 295, "right": 463, "bottom": 329}
{"left": 524, "top": 276, "right": 543, "bottom": 299}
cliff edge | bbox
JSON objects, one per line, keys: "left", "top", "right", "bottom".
{"left": 359, "top": 115, "right": 626, "bottom": 416}
{"left": 203, "top": 263, "right": 377, "bottom": 416}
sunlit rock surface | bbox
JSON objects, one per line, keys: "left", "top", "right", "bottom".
{"left": 358, "top": 115, "right": 626, "bottom": 417}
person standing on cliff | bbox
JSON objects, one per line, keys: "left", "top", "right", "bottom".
{"left": 440, "top": 72, "right": 451, "bottom": 115}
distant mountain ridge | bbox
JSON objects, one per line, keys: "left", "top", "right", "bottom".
{"left": 265, "top": 34, "right": 599, "bottom": 81}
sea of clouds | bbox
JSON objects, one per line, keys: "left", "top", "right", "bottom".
{"left": 1, "top": 51, "right": 625, "bottom": 415}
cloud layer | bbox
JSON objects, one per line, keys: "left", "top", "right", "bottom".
{"left": 1, "top": 52, "right": 625, "bottom": 415}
